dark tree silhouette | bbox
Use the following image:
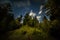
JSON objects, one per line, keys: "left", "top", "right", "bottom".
{"left": 46, "top": 0, "right": 60, "bottom": 40}
{"left": 0, "top": 3, "right": 17, "bottom": 34}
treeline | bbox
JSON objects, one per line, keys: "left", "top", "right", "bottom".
{"left": 0, "top": 3, "right": 20, "bottom": 33}
{"left": 0, "top": 3, "right": 22, "bottom": 40}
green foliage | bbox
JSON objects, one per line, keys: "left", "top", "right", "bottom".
{"left": 0, "top": 3, "right": 17, "bottom": 40}
{"left": 0, "top": 3, "right": 18, "bottom": 34}
{"left": 7, "top": 25, "right": 49, "bottom": 40}
{"left": 23, "top": 12, "right": 39, "bottom": 27}
{"left": 46, "top": 0, "right": 60, "bottom": 40}
{"left": 6, "top": 15, "right": 52, "bottom": 40}
{"left": 16, "top": 15, "right": 22, "bottom": 22}
{"left": 23, "top": 12, "right": 31, "bottom": 25}
{"left": 49, "top": 20, "right": 60, "bottom": 40}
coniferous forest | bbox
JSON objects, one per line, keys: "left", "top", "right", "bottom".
{"left": 0, "top": 0, "right": 60, "bottom": 40}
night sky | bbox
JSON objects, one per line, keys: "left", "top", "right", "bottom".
{"left": 0, "top": 0, "right": 50, "bottom": 22}
{"left": 0, "top": 0, "right": 47, "bottom": 18}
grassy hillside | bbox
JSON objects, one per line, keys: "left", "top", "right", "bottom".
{"left": 7, "top": 25, "right": 49, "bottom": 40}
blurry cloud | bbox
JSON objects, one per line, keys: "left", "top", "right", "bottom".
{"left": 32, "top": 0, "right": 46, "bottom": 4}
{"left": 45, "top": 9, "right": 50, "bottom": 13}
{"left": 13, "top": 0, "right": 31, "bottom": 7}
{"left": 36, "top": 16, "right": 41, "bottom": 23}
{"left": 32, "top": 0, "right": 45, "bottom": 2}
{"left": 40, "top": 5, "right": 44, "bottom": 10}
{"left": 0, "top": 0, "right": 10, "bottom": 4}
{"left": 0, "top": 0, "right": 9, "bottom": 1}
{"left": 39, "top": 10, "right": 42, "bottom": 14}
{"left": 36, "top": 16, "right": 41, "bottom": 20}
{"left": 29, "top": 10, "right": 36, "bottom": 19}
{"left": 29, "top": 10, "right": 36, "bottom": 17}
{"left": 38, "top": 5, "right": 44, "bottom": 14}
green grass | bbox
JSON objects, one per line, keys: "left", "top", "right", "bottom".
{"left": 7, "top": 25, "right": 48, "bottom": 40}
